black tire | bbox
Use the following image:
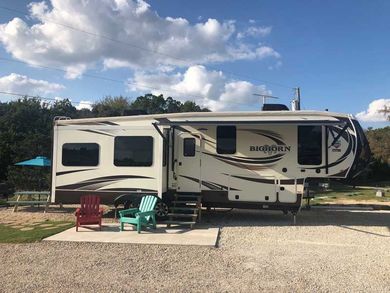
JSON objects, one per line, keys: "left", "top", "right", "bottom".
{"left": 155, "top": 201, "right": 169, "bottom": 220}
{"left": 123, "top": 200, "right": 133, "bottom": 210}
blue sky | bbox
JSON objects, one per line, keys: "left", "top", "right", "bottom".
{"left": 0, "top": 0, "right": 389, "bottom": 128}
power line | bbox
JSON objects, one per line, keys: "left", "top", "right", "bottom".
{"left": 0, "top": 90, "right": 93, "bottom": 105}
{"left": 0, "top": 90, "right": 92, "bottom": 105}
{"left": 0, "top": 57, "right": 220, "bottom": 102}
{"left": 0, "top": 5, "right": 294, "bottom": 89}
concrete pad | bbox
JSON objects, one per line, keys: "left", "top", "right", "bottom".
{"left": 44, "top": 223, "right": 219, "bottom": 247}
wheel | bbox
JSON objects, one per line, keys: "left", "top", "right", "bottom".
{"left": 123, "top": 200, "right": 133, "bottom": 210}
{"left": 155, "top": 201, "right": 169, "bottom": 220}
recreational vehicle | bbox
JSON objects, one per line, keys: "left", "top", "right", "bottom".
{"left": 51, "top": 109, "right": 370, "bottom": 221}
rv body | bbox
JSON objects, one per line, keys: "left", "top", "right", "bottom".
{"left": 51, "top": 111, "right": 370, "bottom": 215}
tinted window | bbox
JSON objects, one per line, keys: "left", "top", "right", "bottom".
{"left": 217, "top": 126, "right": 236, "bottom": 154}
{"left": 114, "top": 136, "right": 153, "bottom": 167}
{"left": 183, "top": 138, "right": 195, "bottom": 157}
{"left": 62, "top": 143, "right": 99, "bottom": 166}
{"left": 298, "top": 126, "right": 322, "bottom": 165}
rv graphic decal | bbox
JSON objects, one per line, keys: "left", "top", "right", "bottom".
{"left": 179, "top": 175, "right": 241, "bottom": 191}
{"left": 204, "top": 153, "right": 284, "bottom": 168}
{"left": 81, "top": 129, "right": 115, "bottom": 137}
{"left": 56, "top": 168, "right": 97, "bottom": 176}
{"left": 308, "top": 124, "right": 356, "bottom": 170}
{"left": 57, "top": 175, "right": 154, "bottom": 190}
{"left": 56, "top": 188, "right": 158, "bottom": 193}
{"left": 202, "top": 129, "right": 291, "bottom": 169}
{"left": 243, "top": 128, "right": 291, "bottom": 159}
{"left": 229, "top": 175, "right": 304, "bottom": 185}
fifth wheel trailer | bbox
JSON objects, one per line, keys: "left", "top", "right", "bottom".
{"left": 50, "top": 110, "right": 370, "bottom": 217}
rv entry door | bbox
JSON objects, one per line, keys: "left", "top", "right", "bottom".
{"left": 176, "top": 133, "right": 202, "bottom": 193}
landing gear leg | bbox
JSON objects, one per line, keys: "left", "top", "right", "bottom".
{"left": 292, "top": 211, "right": 297, "bottom": 225}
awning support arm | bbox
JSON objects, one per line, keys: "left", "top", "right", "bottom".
{"left": 152, "top": 122, "right": 167, "bottom": 142}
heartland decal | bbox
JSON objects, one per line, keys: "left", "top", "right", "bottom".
{"left": 331, "top": 140, "right": 342, "bottom": 152}
{"left": 250, "top": 145, "right": 291, "bottom": 155}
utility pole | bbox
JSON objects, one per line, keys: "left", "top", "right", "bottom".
{"left": 291, "top": 87, "right": 301, "bottom": 111}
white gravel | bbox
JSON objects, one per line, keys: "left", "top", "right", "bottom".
{"left": 1, "top": 208, "right": 389, "bottom": 292}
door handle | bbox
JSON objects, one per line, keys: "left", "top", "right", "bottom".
{"left": 178, "top": 162, "right": 182, "bottom": 166}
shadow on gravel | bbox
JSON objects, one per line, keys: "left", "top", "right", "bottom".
{"left": 201, "top": 208, "right": 390, "bottom": 228}
{"left": 338, "top": 225, "right": 390, "bottom": 237}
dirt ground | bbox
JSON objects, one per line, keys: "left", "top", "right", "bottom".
{"left": 315, "top": 198, "right": 390, "bottom": 206}
{"left": 0, "top": 206, "right": 389, "bottom": 292}
{"left": 0, "top": 205, "right": 114, "bottom": 229}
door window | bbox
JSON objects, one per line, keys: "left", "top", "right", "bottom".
{"left": 183, "top": 138, "right": 195, "bottom": 157}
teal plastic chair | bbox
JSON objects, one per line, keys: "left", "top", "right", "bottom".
{"left": 119, "top": 195, "right": 158, "bottom": 233}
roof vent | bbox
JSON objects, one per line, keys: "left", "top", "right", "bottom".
{"left": 261, "top": 104, "right": 290, "bottom": 111}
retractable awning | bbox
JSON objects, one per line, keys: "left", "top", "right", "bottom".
{"left": 155, "top": 118, "right": 347, "bottom": 126}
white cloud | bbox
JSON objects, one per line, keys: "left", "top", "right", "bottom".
{"left": 268, "top": 60, "right": 283, "bottom": 70}
{"left": 237, "top": 26, "right": 272, "bottom": 39}
{"left": 0, "top": 0, "right": 280, "bottom": 79}
{"left": 53, "top": 96, "right": 93, "bottom": 110}
{"left": 356, "top": 98, "right": 390, "bottom": 122}
{"left": 128, "top": 65, "right": 270, "bottom": 111}
{"left": 0, "top": 73, "right": 64, "bottom": 95}
{"left": 75, "top": 100, "right": 93, "bottom": 110}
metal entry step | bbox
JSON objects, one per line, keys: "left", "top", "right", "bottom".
{"left": 167, "top": 193, "right": 202, "bottom": 228}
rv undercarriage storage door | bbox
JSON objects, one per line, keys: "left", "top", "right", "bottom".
{"left": 176, "top": 133, "right": 202, "bottom": 193}
{"left": 227, "top": 175, "right": 277, "bottom": 203}
{"left": 278, "top": 179, "right": 298, "bottom": 203}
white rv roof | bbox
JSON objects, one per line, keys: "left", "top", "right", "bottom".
{"left": 56, "top": 110, "right": 353, "bottom": 125}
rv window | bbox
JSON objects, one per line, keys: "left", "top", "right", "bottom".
{"left": 114, "top": 136, "right": 153, "bottom": 167}
{"left": 217, "top": 126, "right": 236, "bottom": 154}
{"left": 62, "top": 143, "right": 99, "bottom": 166}
{"left": 183, "top": 138, "right": 195, "bottom": 157}
{"left": 298, "top": 126, "right": 322, "bottom": 165}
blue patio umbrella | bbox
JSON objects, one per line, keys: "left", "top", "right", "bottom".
{"left": 15, "top": 156, "right": 51, "bottom": 167}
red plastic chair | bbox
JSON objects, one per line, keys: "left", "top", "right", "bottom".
{"left": 75, "top": 195, "right": 103, "bottom": 231}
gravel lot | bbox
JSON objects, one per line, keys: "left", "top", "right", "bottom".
{"left": 0, "top": 207, "right": 389, "bottom": 292}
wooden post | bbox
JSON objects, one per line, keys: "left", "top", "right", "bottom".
{"left": 13, "top": 194, "right": 21, "bottom": 212}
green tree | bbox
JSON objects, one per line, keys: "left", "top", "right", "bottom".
{"left": 50, "top": 99, "right": 78, "bottom": 118}
{"left": 130, "top": 94, "right": 209, "bottom": 114}
{"left": 130, "top": 94, "right": 166, "bottom": 114}
{"left": 366, "top": 126, "right": 390, "bottom": 165}
{"left": 92, "top": 96, "right": 131, "bottom": 117}
{"left": 0, "top": 98, "right": 52, "bottom": 189}
{"left": 165, "top": 96, "right": 182, "bottom": 113}
{"left": 180, "top": 100, "right": 209, "bottom": 112}
{"left": 364, "top": 126, "right": 390, "bottom": 181}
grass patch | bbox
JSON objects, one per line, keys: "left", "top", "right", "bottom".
{"left": 311, "top": 181, "right": 390, "bottom": 204}
{"left": 0, "top": 221, "right": 73, "bottom": 243}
